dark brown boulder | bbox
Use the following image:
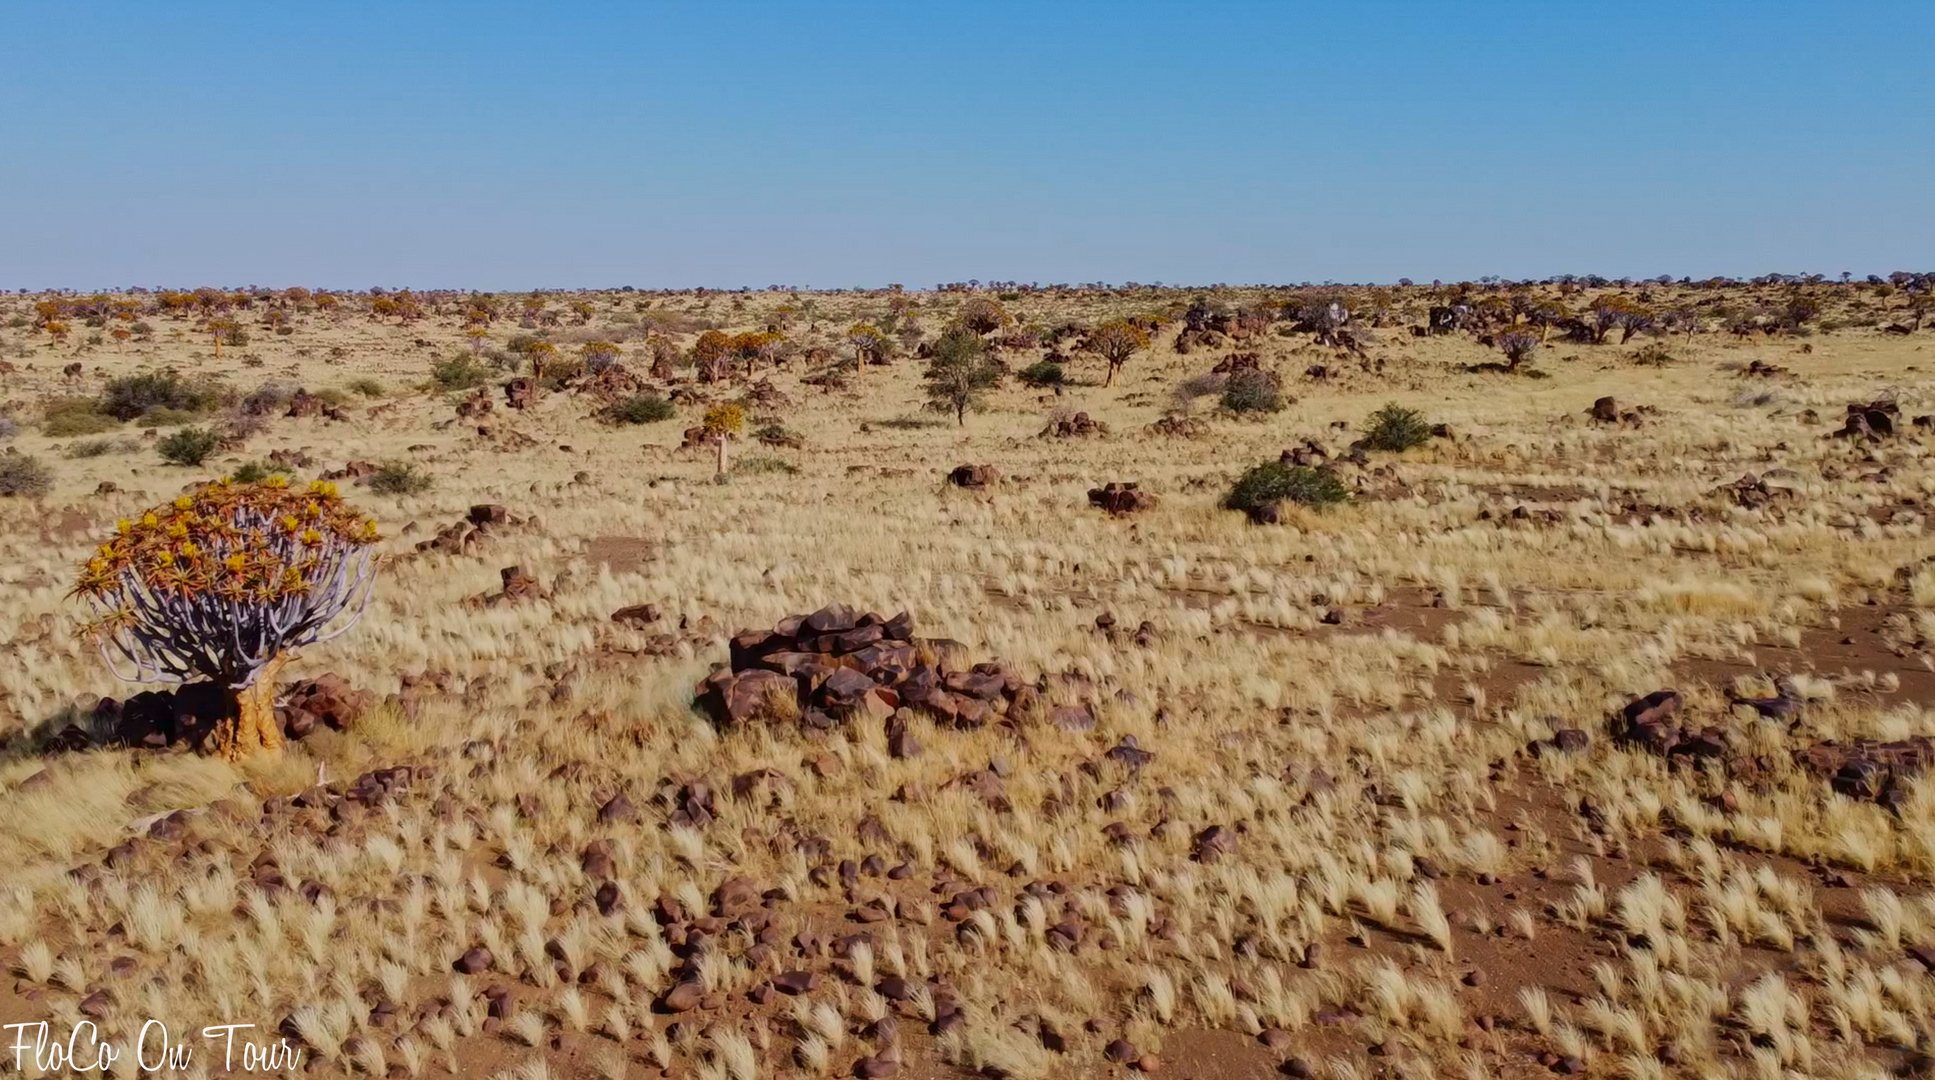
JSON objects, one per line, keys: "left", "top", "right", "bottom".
{"left": 1088, "top": 482, "right": 1157, "bottom": 515}
{"left": 947, "top": 464, "right": 998, "bottom": 490}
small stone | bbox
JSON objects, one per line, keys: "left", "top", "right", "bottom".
{"left": 1301, "top": 942, "right": 1322, "bottom": 969}
{"left": 1136, "top": 1054, "right": 1161, "bottom": 1072}
{"left": 453, "top": 947, "right": 492, "bottom": 975}
{"left": 854, "top": 1056, "right": 899, "bottom": 1078}
{"left": 1259, "top": 1028, "right": 1292, "bottom": 1051}
{"left": 662, "top": 981, "right": 704, "bottom": 1012}
{"left": 774, "top": 970, "right": 819, "bottom": 995}
{"left": 1463, "top": 969, "right": 1486, "bottom": 987}
{"left": 1104, "top": 1039, "right": 1137, "bottom": 1063}
{"left": 1283, "top": 1059, "right": 1313, "bottom": 1079}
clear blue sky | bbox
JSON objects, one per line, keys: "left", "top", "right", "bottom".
{"left": 2, "top": 1, "right": 1928, "bottom": 290}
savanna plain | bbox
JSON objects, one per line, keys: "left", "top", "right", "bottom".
{"left": 1, "top": 277, "right": 1934, "bottom": 1080}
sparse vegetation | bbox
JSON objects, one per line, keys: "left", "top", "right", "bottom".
{"left": 430, "top": 354, "right": 491, "bottom": 391}
{"left": 0, "top": 276, "right": 1929, "bottom": 1080}
{"left": 101, "top": 370, "right": 227, "bottom": 421}
{"left": 0, "top": 450, "right": 53, "bottom": 496}
{"left": 156, "top": 425, "right": 222, "bottom": 465}
{"left": 1363, "top": 402, "right": 1433, "bottom": 452}
{"left": 1017, "top": 358, "right": 1065, "bottom": 388}
{"left": 922, "top": 327, "right": 1003, "bottom": 425}
{"left": 1222, "top": 460, "right": 1351, "bottom": 514}
{"left": 368, "top": 460, "right": 433, "bottom": 495}
{"left": 607, "top": 393, "right": 676, "bottom": 425}
{"left": 1219, "top": 367, "right": 1286, "bottom": 414}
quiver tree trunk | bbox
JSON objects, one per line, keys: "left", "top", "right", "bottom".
{"left": 211, "top": 652, "right": 289, "bottom": 762}
{"left": 716, "top": 433, "right": 730, "bottom": 477}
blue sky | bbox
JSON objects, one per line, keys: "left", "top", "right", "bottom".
{"left": 2, "top": 1, "right": 1928, "bottom": 289}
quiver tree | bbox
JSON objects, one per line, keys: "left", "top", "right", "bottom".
{"left": 957, "top": 296, "right": 1008, "bottom": 336}
{"left": 847, "top": 322, "right": 888, "bottom": 370}
{"left": 581, "top": 340, "right": 622, "bottom": 372}
{"left": 1086, "top": 320, "right": 1150, "bottom": 387}
{"left": 1494, "top": 328, "right": 1540, "bottom": 371}
{"left": 692, "top": 330, "right": 731, "bottom": 383}
{"left": 72, "top": 478, "right": 381, "bottom": 760}
{"left": 703, "top": 404, "right": 744, "bottom": 476}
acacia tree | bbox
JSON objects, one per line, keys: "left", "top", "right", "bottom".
{"left": 1087, "top": 320, "right": 1149, "bottom": 387}
{"left": 72, "top": 478, "right": 381, "bottom": 760}
{"left": 923, "top": 328, "right": 1003, "bottom": 425}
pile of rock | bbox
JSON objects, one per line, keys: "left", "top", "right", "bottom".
{"left": 696, "top": 604, "right": 1044, "bottom": 735}
{"left": 1829, "top": 399, "right": 1899, "bottom": 441}
{"left": 1614, "top": 690, "right": 1732, "bottom": 761}
{"left": 680, "top": 426, "right": 724, "bottom": 451}
{"left": 1588, "top": 396, "right": 1656, "bottom": 425}
{"left": 1145, "top": 413, "right": 1208, "bottom": 439}
{"left": 1742, "top": 360, "right": 1790, "bottom": 378}
{"left": 503, "top": 377, "right": 539, "bottom": 410}
{"left": 1210, "top": 352, "right": 1262, "bottom": 375}
{"left": 946, "top": 464, "right": 998, "bottom": 490}
{"left": 1796, "top": 737, "right": 1933, "bottom": 809}
{"left": 320, "top": 460, "right": 379, "bottom": 482}
{"left": 470, "top": 565, "right": 545, "bottom": 608}
{"left": 285, "top": 390, "right": 349, "bottom": 421}
{"left": 414, "top": 504, "right": 527, "bottom": 555}
{"left": 1088, "top": 482, "right": 1156, "bottom": 515}
{"left": 575, "top": 363, "right": 643, "bottom": 401}
{"left": 1041, "top": 411, "right": 1109, "bottom": 439}
{"left": 279, "top": 674, "right": 375, "bottom": 739}
{"left": 1710, "top": 471, "right": 1800, "bottom": 510}
{"left": 456, "top": 388, "right": 493, "bottom": 419}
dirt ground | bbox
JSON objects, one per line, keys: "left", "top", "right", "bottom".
{"left": 1, "top": 281, "right": 1933, "bottom": 1080}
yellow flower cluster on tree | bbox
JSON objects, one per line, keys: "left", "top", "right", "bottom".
{"left": 702, "top": 403, "right": 745, "bottom": 436}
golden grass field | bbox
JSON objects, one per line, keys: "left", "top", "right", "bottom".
{"left": 1, "top": 281, "right": 1933, "bottom": 1079}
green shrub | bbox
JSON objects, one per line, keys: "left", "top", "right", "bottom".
{"left": 101, "top": 371, "right": 227, "bottom": 421}
{"left": 368, "top": 460, "right": 433, "bottom": 495}
{"left": 430, "top": 355, "right": 490, "bottom": 391}
{"left": 1220, "top": 369, "right": 1286, "bottom": 415}
{"left": 1363, "top": 403, "right": 1433, "bottom": 452}
{"left": 65, "top": 436, "right": 138, "bottom": 459}
{"left": 0, "top": 452, "right": 54, "bottom": 497}
{"left": 228, "top": 461, "right": 283, "bottom": 483}
{"left": 730, "top": 454, "right": 799, "bottom": 477}
{"left": 157, "top": 426, "right": 222, "bottom": 466}
{"left": 753, "top": 422, "right": 804, "bottom": 449}
{"left": 1222, "top": 461, "right": 1350, "bottom": 515}
{"left": 42, "top": 396, "right": 119, "bottom": 436}
{"left": 1017, "top": 359, "right": 1066, "bottom": 388}
{"left": 347, "top": 377, "right": 386, "bottom": 398}
{"left": 313, "top": 387, "right": 351, "bottom": 407}
{"left": 139, "top": 408, "right": 204, "bottom": 429}
{"left": 608, "top": 394, "right": 676, "bottom": 424}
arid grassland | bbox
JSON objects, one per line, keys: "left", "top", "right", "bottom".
{"left": 1, "top": 277, "right": 1934, "bottom": 1080}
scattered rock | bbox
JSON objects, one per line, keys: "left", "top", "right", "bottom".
{"left": 1088, "top": 482, "right": 1157, "bottom": 515}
